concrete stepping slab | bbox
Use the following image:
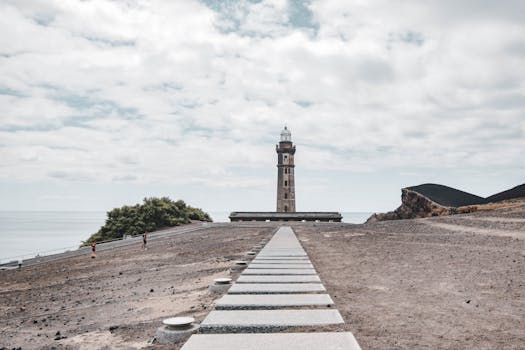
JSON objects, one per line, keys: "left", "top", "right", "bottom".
{"left": 236, "top": 275, "right": 321, "bottom": 283}
{"left": 251, "top": 260, "right": 312, "bottom": 265}
{"left": 215, "top": 294, "right": 334, "bottom": 309}
{"left": 228, "top": 283, "right": 326, "bottom": 294}
{"left": 260, "top": 246, "right": 304, "bottom": 249}
{"left": 181, "top": 332, "right": 362, "bottom": 350}
{"left": 242, "top": 269, "right": 317, "bottom": 275}
{"left": 253, "top": 257, "right": 309, "bottom": 261}
{"left": 257, "top": 253, "right": 307, "bottom": 259}
{"left": 258, "top": 251, "right": 306, "bottom": 255}
{"left": 256, "top": 256, "right": 308, "bottom": 259}
{"left": 247, "top": 264, "right": 314, "bottom": 269}
{"left": 258, "top": 250, "right": 306, "bottom": 253}
{"left": 200, "top": 309, "right": 344, "bottom": 333}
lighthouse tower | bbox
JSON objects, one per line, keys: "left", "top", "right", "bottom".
{"left": 276, "top": 126, "right": 296, "bottom": 212}
{"left": 228, "top": 126, "right": 342, "bottom": 222}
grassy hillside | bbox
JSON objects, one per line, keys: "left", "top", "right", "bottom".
{"left": 406, "top": 184, "right": 486, "bottom": 207}
{"left": 486, "top": 184, "right": 525, "bottom": 203}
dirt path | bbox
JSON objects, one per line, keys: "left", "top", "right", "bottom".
{"left": 456, "top": 217, "right": 525, "bottom": 223}
{"left": 422, "top": 221, "right": 525, "bottom": 239}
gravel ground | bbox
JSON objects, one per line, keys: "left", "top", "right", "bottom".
{"left": 0, "top": 224, "right": 275, "bottom": 349}
{"left": 294, "top": 204, "right": 525, "bottom": 349}
{"left": 1, "top": 205, "right": 524, "bottom": 349}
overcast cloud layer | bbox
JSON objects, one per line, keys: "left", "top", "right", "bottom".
{"left": 1, "top": 0, "right": 524, "bottom": 214}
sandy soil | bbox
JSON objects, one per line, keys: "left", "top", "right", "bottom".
{"left": 294, "top": 204, "right": 525, "bottom": 349}
{"left": 0, "top": 224, "right": 275, "bottom": 350}
{"left": 2, "top": 205, "right": 524, "bottom": 349}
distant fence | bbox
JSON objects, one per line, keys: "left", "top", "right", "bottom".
{"left": 0, "top": 223, "right": 216, "bottom": 265}
{"left": 0, "top": 221, "right": 278, "bottom": 266}
{"left": 0, "top": 234, "right": 145, "bottom": 265}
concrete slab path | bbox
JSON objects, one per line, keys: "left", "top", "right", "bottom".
{"left": 215, "top": 294, "right": 334, "bottom": 309}
{"left": 180, "top": 226, "right": 361, "bottom": 349}
{"left": 236, "top": 275, "right": 322, "bottom": 283}
{"left": 181, "top": 332, "right": 362, "bottom": 350}
{"left": 247, "top": 263, "right": 314, "bottom": 269}
{"left": 242, "top": 268, "right": 317, "bottom": 275}
{"left": 200, "top": 309, "right": 344, "bottom": 332}
{"left": 228, "top": 283, "right": 326, "bottom": 294}
{"left": 251, "top": 259, "right": 312, "bottom": 264}
{"left": 257, "top": 253, "right": 308, "bottom": 257}
{"left": 253, "top": 257, "right": 309, "bottom": 261}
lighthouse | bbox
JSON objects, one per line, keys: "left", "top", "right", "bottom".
{"left": 276, "top": 126, "right": 296, "bottom": 212}
{"left": 229, "top": 127, "right": 342, "bottom": 222}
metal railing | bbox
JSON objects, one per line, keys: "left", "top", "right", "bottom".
{"left": 0, "top": 223, "right": 210, "bottom": 266}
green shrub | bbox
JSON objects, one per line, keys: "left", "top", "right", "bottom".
{"left": 82, "top": 197, "right": 211, "bottom": 246}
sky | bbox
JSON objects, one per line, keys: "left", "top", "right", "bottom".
{"left": 0, "top": 0, "right": 524, "bottom": 216}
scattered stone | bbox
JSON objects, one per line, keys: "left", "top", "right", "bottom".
{"left": 54, "top": 330, "right": 67, "bottom": 340}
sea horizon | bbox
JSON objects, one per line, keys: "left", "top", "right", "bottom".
{"left": 0, "top": 210, "right": 374, "bottom": 263}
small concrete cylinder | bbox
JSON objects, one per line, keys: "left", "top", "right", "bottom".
{"left": 230, "top": 260, "right": 248, "bottom": 271}
{"left": 155, "top": 317, "right": 199, "bottom": 344}
{"left": 208, "top": 277, "right": 232, "bottom": 293}
{"left": 245, "top": 251, "right": 256, "bottom": 259}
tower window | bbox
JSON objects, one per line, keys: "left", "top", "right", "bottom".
{"left": 284, "top": 180, "right": 288, "bottom": 186}
{"left": 284, "top": 193, "right": 288, "bottom": 199}
{"left": 284, "top": 205, "right": 288, "bottom": 212}
{"left": 284, "top": 168, "right": 287, "bottom": 174}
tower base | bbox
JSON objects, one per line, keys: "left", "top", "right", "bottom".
{"left": 229, "top": 212, "right": 342, "bottom": 222}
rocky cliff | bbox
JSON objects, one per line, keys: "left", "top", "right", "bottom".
{"left": 367, "top": 183, "right": 525, "bottom": 223}
{"left": 366, "top": 188, "right": 454, "bottom": 223}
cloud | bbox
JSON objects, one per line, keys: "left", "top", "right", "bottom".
{"left": 0, "top": 0, "right": 524, "bottom": 211}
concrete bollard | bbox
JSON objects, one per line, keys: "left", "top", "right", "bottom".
{"left": 208, "top": 277, "right": 232, "bottom": 293}
{"left": 154, "top": 317, "right": 199, "bottom": 344}
{"left": 230, "top": 260, "right": 248, "bottom": 271}
{"left": 245, "top": 251, "right": 256, "bottom": 259}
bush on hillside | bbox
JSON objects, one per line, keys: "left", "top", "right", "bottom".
{"left": 82, "top": 197, "right": 211, "bottom": 246}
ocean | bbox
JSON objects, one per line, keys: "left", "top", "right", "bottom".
{"left": 0, "top": 211, "right": 373, "bottom": 263}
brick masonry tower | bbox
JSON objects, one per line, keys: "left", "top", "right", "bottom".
{"left": 276, "top": 126, "right": 296, "bottom": 212}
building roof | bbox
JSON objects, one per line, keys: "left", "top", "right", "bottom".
{"left": 229, "top": 212, "right": 342, "bottom": 220}
{"left": 280, "top": 126, "right": 292, "bottom": 142}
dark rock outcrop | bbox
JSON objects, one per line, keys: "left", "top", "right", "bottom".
{"left": 367, "top": 188, "right": 454, "bottom": 223}
{"left": 367, "top": 182, "right": 525, "bottom": 223}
